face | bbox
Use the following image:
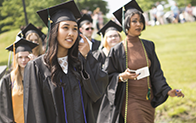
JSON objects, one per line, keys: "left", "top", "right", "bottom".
{"left": 28, "top": 33, "right": 39, "bottom": 43}
{"left": 127, "top": 14, "right": 144, "bottom": 37}
{"left": 106, "top": 30, "right": 121, "bottom": 48}
{"left": 57, "top": 21, "right": 78, "bottom": 51}
{"left": 80, "top": 23, "right": 94, "bottom": 39}
{"left": 17, "top": 51, "right": 30, "bottom": 68}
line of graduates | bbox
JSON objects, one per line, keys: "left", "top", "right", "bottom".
{"left": 0, "top": 0, "right": 184, "bottom": 123}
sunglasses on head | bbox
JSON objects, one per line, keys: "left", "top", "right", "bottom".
{"left": 85, "top": 27, "right": 94, "bottom": 31}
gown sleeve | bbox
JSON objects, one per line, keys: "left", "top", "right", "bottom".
{"left": 0, "top": 74, "right": 15, "bottom": 123}
{"left": 79, "top": 51, "right": 108, "bottom": 102}
{"left": 146, "top": 41, "right": 171, "bottom": 108}
{"left": 23, "top": 60, "right": 47, "bottom": 123}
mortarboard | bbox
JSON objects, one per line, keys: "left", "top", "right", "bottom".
{"left": 6, "top": 38, "right": 38, "bottom": 53}
{"left": 113, "top": 0, "right": 143, "bottom": 25}
{"left": 77, "top": 14, "right": 93, "bottom": 28}
{"left": 18, "top": 23, "right": 45, "bottom": 40}
{"left": 37, "top": 0, "right": 81, "bottom": 27}
{"left": 97, "top": 20, "right": 122, "bottom": 37}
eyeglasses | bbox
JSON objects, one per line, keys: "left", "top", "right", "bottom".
{"left": 85, "top": 27, "right": 94, "bottom": 31}
{"left": 107, "top": 34, "right": 119, "bottom": 38}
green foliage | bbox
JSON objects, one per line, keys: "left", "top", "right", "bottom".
{"left": 77, "top": 0, "right": 109, "bottom": 15}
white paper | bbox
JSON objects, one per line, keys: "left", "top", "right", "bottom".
{"left": 79, "top": 36, "right": 92, "bottom": 50}
{"left": 129, "top": 66, "right": 150, "bottom": 80}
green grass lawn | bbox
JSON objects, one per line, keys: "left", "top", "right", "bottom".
{"left": 0, "top": 22, "right": 196, "bottom": 122}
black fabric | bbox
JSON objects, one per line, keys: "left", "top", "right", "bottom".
{"left": 92, "top": 50, "right": 106, "bottom": 69}
{"left": 77, "top": 14, "right": 93, "bottom": 28}
{"left": 0, "top": 74, "right": 15, "bottom": 123}
{"left": 97, "top": 20, "right": 122, "bottom": 37}
{"left": 97, "top": 40, "right": 171, "bottom": 123}
{"left": 6, "top": 38, "right": 38, "bottom": 53}
{"left": 23, "top": 53, "right": 108, "bottom": 123}
{"left": 37, "top": 0, "right": 81, "bottom": 27}
{"left": 92, "top": 39, "right": 101, "bottom": 51}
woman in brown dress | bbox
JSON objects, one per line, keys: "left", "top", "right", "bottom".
{"left": 97, "top": 0, "right": 184, "bottom": 123}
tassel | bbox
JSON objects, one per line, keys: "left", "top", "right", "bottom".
{"left": 146, "top": 87, "right": 151, "bottom": 100}
{"left": 122, "top": 6, "right": 125, "bottom": 33}
{"left": 45, "top": 8, "right": 52, "bottom": 53}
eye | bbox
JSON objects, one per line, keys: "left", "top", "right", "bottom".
{"left": 73, "top": 27, "right": 78, "bottom": 31}
{"left": 132, "top": 20, "right": 137, "bottom": 23}
{"left": 63, "top": 26, "right": 68, "bottom": 29}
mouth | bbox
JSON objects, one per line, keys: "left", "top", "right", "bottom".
{"left": 135, "top": 28, "right": 142, "bottom": 31}
{"left": 65, "top": 38, "right": 73, "bottom": 42}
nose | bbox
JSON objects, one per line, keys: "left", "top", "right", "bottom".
{"left": 68, "top": 29, "right": 74, "bottom": 37}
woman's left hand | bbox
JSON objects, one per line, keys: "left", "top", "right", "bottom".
{"left": 168, "top": 89, "right": 184, "bottom": 98}
{"left": 79, "top": 34, "right": 90, "bottom": 58}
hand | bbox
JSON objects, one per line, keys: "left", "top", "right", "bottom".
{"left": 28, "top": 53, "right": 35, "bottom": 60}
{"left": 79, "top": 34, "right": 90, "bottom": 58}
{"left": 168, "top": 89, "right": 184, "bottom": 98}
{"left": 119, "top": 68, "right": 140, "bottom": 82}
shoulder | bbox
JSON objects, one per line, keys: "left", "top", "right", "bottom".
{"left": 141, "top": 39, "right": 155, "bottom": 48}
{"left": 0, "top": 73, "right": 11, "bottom": 86}
{"left": 109, "top": 42, "right": 125, "bottom": 57}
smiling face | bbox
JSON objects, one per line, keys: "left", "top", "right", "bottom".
{"left": 127, "top": 14, "right": 144, "bottom": 37}
{"left": 17, "top": 51, "right": 30, "bottom": 68}
{"left": 57, "top": 21, "right": 78, "bottom": 55}
{"left": 105, "top": 30, "right": 121, "bottom": 49}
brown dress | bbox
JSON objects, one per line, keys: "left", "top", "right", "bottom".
{"left": 121, "top": 35, "right": 155, "bottom": 123}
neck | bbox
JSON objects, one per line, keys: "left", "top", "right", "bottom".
{"left": 126, "top": 35, "right": 140, "bottom": 42}
{"left": 103, "top": 47, "right": 109, "bottom": 56}
{"left": 57, "top": 48, "right": 68, "bottom": 58}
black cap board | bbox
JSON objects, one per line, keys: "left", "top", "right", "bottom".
{"left": 18, "top": 23, "right": 45, "bottom": 39}
{"left": 113, "top": 0, "right": 143, "bottom": 25}
{"left": 77, "top": 14, "right": 93, "bottom": 28}
{"left": 97, "top": 20, "right": 122, "bottom": 37}
{"left": 37, "top": 0, "right": 81, "bottom": 27}
{"left": 6, "top": 38, "right": 38, "bottom": 53}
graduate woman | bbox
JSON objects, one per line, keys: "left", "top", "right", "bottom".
{"left": 0, "top": 38, "right": 38, "bottom": 123}
{"left": 93, "top": 20, "right": 123, "bottom": 68}
{"left": 19, "top": 23, "right": 45, "bottom": 59}
{"left": 97, "top": 0, "right": 184, "bottom": 123}
{"left": 23, "top": 1, "right": 108, "bottom": 123}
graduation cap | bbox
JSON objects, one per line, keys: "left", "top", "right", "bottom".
{"left": 37, "top": 0, "right": 81, "bottom": 27}
{"left": 97, "top": 20, "right": 122, "bottom": 37}
{"left": 18, "top": 23, "right": 46, "bottom": 40}
{"left": 77, "top": 14, "right": 93, "bottom": 28}
{"left": 113, "top": 0, "right": 143, "bottom": 25}
{"left": 6, "top": 38, "right": 38, "bottom": 53}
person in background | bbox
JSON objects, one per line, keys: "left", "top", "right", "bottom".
{"left": 18, "top": 23, "right": 45, "bottom": 59}
{"left": 93, "top": 20, "right": 123, "bottom": 68}
{"left": 185, "top": 3, "right": 195, "bottom": 22}
{"left": 156, "top": 2, "right": 165, "bottom": 25}
{"left": 0, "top": 38, "right": 38, "bottom": 123}
{"left": 97, "top": 0, "right": 184, "bottom": 123}
{"left": 170, "top": 2, "right": 179, "bottom": 23}
{"left": 23, "top": 1, "right": 108, "bottom": 123}
{"left": 78, "top": 14, "right": 101, "bottom": 51}
{"left": 92, "top": 20, "right": 122, "bottom": 121}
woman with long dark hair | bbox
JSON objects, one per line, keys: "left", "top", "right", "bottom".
{"left": 23, "top": 1, "right": 108, "bottom": 123}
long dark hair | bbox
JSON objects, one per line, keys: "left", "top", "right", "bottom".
{"left": 44, "top": 23, "right": 82, "bottom": 86}
{"left": 124, "top": 9, "right": 145, "bottom": 35}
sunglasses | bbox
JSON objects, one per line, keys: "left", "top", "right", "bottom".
{"left": 85, "top": 27, "right": 94, "bottom": 31}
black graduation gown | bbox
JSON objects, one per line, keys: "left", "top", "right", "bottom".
{"left": 91, "top": 39, "right": 101, "bottom": 51}
{"left": 92, "top": 50, "right": 106, "bottom": 69}
{"left": 0, "top": 74, "right": 15, "bottom": 123}
{"left": 23, "top": 52, "right": 108, "bottom": 123}
{"left": 97, "top": 39, "right": 171, "bottom": 123}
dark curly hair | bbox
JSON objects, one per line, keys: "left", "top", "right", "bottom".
{"left": 124, "top": 9, "right": 145, "bottom": 35}
{"left": 44, "top": 23, "right": 82, "bottom": 86}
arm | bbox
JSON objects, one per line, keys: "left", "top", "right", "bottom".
{"left": 0, "top": 75, "right": 14, "bottom": 123}
{"left": 23, "top": 61, "right": 47, "bottom": 123}
{"left": 79, "top": 52, "right": 108, "bottom": 102}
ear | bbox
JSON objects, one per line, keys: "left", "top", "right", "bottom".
{"left": 79, "top": 27, "right": 83, "bottom": 33}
